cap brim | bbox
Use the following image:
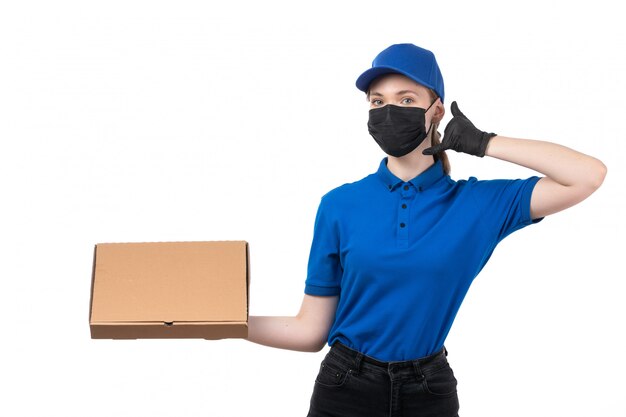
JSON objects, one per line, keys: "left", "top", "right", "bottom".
{"left": 355, "top": 65, "right": 436, "bottom": 95}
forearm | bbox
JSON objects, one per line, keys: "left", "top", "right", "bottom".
{"left": 246, "top": 315, "right": 325, "bottom": 352}
{"left": 485, "top": 135, "right": 607, "bottom": 189}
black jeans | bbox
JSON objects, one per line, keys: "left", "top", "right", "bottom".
{"left": 307, "top": 342, "right": 460, "bottom": 417}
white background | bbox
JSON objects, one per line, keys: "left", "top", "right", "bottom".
{"left": 1, "top": 1, "right": 624, "bottom": 416}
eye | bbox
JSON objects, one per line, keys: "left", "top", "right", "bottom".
{"left": 401, "top": 97, "right": 414, "bottom": 105}
{"left": 370, "top": 99, "right": 383, "bottom": 106}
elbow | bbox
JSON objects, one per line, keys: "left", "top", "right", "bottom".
{"left": 290, "top": 335, "right": 326, "bottom": 353}
{"left": 577, "top": 159, "right": 607, "bottom": 200}
{"left": 300, "top": 330, "right": 328, "bottom": 352}
{"left": 295, "top": 316, "right": 329, "bottom": 352}
{"left": 309, "top": 337, "right": 328, "bottom": 352}
{"left": 583, "top": 159, "right": 607, "bottom": 192}
{"left": 300, "top": 342, "right": 326, "bottom": 353}
{"left": 591, "top": 160, "right": 608, "bottom": 189}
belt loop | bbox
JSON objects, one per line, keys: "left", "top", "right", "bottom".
{"left": 353, "top": 351, "right": 363, "bottom": 375}
{"left": 412, "top": 360, "right": 425, "bottom": 381}
{"left": 444, "top": 346, "right": 448, "bottom": 357}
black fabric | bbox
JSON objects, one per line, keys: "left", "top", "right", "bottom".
{"left": 423, "top": 100, "right": 497, "bottom": 157}
{"left": 307, "top": 342, "right": 459, "bottom": 417}
{"left": 367, "top": 97, "right": 437, "bottom": 157}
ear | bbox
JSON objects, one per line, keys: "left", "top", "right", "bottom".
{"left": 432, "top": 99, "right": 445, "bottom": 124}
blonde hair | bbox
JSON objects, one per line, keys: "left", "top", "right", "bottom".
{"left": 365, "top": 87, "right": 451, "bottom": 175}
{"left": 425, "top": 88, "right": 451, "bottom": 175}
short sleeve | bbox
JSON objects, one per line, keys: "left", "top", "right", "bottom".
{"left": 471, "top": 176, "right": 544, "bottom": 242}
{"left": 304, "top": 196, "right": 342, "bottom": 296}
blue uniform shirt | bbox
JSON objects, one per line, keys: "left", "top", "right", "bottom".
{"left": 304, "top": 157, "right": 543, "bottom": 361}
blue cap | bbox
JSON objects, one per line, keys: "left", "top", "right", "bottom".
{"left": 356, "top": 43, "right": 445, "bottom": 103}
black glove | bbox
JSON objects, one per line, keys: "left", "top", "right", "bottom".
{"left": 423, "top": 101, "right": 497, "bottom": 157}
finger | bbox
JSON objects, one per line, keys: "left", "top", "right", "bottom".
{"left": 422, "top": 144, "right": 445, "bottom": 155}
{"left": 443, "top": 121, "right": 460, "bottom": 138}
{"left": 451, "top": 101, "right": 467, "bottom": 119}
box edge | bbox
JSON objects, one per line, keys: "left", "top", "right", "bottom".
{"left": 88, "top": 243, "right": 98, "bottom": 338}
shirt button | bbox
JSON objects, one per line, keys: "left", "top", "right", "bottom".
{"left": 403, "top": 185, "right": 409, "bottom": 191}
{"left": 418, "top": 186, "right": 423, "bottom": 192}
{"left": 402, "top": 204, "right": 407, "bottom": 209}
{"left": 400, "top": 222, "right": 406, "bottom": 228}
{"left": 388, "top": 184, "right": 392, "bottom": 190}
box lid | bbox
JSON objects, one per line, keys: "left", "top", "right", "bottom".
{"left": 90, "top": 241, "right": 248, "bottom": 324}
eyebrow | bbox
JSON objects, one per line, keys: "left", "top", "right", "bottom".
{"left": 369, "top": 89, "right": 420, "bottom": 97}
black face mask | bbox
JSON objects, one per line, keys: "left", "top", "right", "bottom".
{"left": 367, "top": 97, "right": 438, "bottom": 157}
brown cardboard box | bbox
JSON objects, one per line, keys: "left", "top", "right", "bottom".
{"left": 89, "top": 241, "right": 250, "bottom": 339}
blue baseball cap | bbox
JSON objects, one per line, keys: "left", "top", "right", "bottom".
{"left": 355, "top": 43, "right": 445, "bottom": 103}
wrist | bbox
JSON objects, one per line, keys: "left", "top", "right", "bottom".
{"left": 481, "top": 133, "right": 498, "bottom": 157}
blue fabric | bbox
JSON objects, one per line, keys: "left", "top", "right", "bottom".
{"left": 304, "top": 157, "right": 543, "bottom": 361}
{"left": 355, "top": 43, "right": 445, "bottom": 103}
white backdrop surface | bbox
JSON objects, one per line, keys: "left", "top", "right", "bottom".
{"left": 1, "top": 1, "right": 624, "bottom": 416}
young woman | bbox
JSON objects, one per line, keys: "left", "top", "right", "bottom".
{"left": 245, "top": 43, "right": 607, "bottom": 416}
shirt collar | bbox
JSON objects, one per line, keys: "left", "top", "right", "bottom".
{"left": 376, "top": 157, "right": 445, "bottom": 192}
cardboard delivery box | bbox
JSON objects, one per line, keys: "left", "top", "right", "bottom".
{"left": 89, "top": 240, "right": 250, "bottom": 339}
